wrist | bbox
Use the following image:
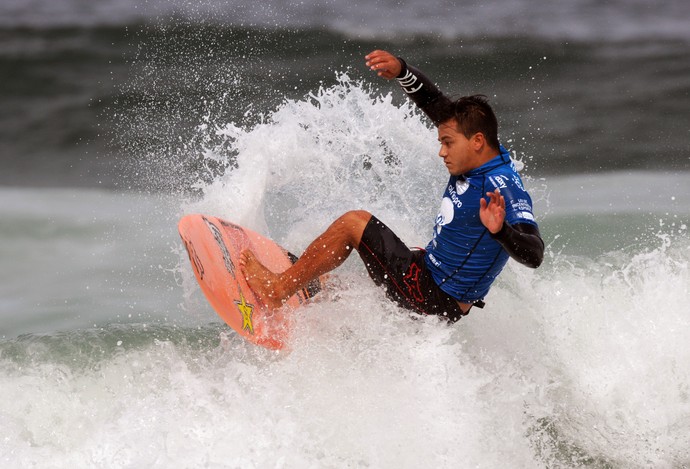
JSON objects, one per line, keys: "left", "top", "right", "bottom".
{"left": 395, "top": 57, "right": 407, "bottom": 78}
{"left": 490, "top": 222, "right": 509, "bottom": 237}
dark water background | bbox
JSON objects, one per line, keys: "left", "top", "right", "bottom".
{"left": 1, "top": 0, "right": 689, "bottom": 189}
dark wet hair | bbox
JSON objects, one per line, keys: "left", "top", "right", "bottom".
{"left": 437, "top": 95, "right": 500, "bottom": 150}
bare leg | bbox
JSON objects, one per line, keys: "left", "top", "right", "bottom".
{"left": 240, "top": 210, "right": 372, "bottom": 308}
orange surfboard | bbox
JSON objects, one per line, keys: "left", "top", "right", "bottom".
{"left": 178, "top": 214, "right": 320, "bottom": 350}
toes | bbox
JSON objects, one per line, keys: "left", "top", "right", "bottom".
{"left": 239, "top": 250, "right": 252, "bottom": 267}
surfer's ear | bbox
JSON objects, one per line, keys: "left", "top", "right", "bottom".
{"left": 470, "top": 132, "right": 485, "bottom": 150}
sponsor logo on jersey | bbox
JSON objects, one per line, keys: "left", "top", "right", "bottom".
{"left": 455, "top": 178, "right": 470, "bottom": 195}
{"left": 509, "top": 199, "right": 535, "bottom": 222}
{"left": 512, "top": 175, "right": 525, "bottom": 191}
{"left": 447, "top": 184, "right": 463, "bottom": 208}
{"left": 511, "top": 199, "right": 533, "bottom": 212}
{"left": 489, "top": 175, "right": 508, "bottom": 189}
{"left": 435, "top": 197, "right": 455, "bottom": 234}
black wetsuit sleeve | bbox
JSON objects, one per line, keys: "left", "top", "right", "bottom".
{"left": 395, "top": 58, "right": 452, "bottom": 125}
{"left": 491, "top": 222, "right": 544, "bottom": 268}
{"left": 395, "top": 58, "right": 545, "bottom": 269}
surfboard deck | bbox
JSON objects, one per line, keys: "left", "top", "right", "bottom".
{"left": 178, "top": 214, "right": 320, "bottom": 350}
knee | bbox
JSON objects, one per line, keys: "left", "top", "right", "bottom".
{"left": 341, "top": 210, "right": 372, "bottom": 225}
{"left": 334, "top": 210, "right": 372, "bottom": 243}
{"left": 338, "top": 210, "right": 372, "bottom": 229}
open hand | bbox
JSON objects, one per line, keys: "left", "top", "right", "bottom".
{"left": 365, "top": 50, "right": 402, "bottom": 79}
{"left": 479, "top": 188, "right": 506, "bottom": 234}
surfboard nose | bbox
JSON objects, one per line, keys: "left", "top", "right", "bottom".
{"left": 178, "top": 214, "right": 203, "bottom": 238}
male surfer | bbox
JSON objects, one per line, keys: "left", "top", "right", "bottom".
{"left": 240, "top": 50, "right": 544, "bottom": 322}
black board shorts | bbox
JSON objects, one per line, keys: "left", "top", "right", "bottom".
{"left": 357, "top": 216, "right": 467, "bottom": 323}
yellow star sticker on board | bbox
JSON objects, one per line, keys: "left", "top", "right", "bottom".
{"left": 235, "top": 293, "right": 254, "bottom": 334}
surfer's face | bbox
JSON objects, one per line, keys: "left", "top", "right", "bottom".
{"left": 438, "top": 119, "right": 479, "bottom": 176}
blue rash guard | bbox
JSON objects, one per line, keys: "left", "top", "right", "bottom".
{"left": 425, "top": 147, "right": 537, "bottom": 303}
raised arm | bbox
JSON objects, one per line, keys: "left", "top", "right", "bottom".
{"left": 367, "top": 50, "right": 544, "bottom": 269}
{"left": 365, "top": 50, "right": 452, "bottom": 125}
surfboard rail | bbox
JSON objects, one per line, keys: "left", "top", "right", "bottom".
{"left": 179, "top": 214, "right": 310, "bottom": 350}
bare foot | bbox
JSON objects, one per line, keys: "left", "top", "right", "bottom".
{"left": 239, "top": 250, "right": 286, "bottom": 309}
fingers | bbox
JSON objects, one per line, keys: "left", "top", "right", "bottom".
{"left": 480, "top": 189, "right": 506, "bottom": 233}
{"left": 365, "top": 49, "right": 389, "bottom": 64}
{"left": 485, "top": 189, "right": 505, "bottom": 209}
{"left": 365, "top": 50, "right": 400, "bottom": 79}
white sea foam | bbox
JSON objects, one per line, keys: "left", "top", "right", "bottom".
{"left": 1, "top": 77, "right": 689, "bottom": 467}
{"left": 1, "top": 236, "right": 688, "bottom": 467}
